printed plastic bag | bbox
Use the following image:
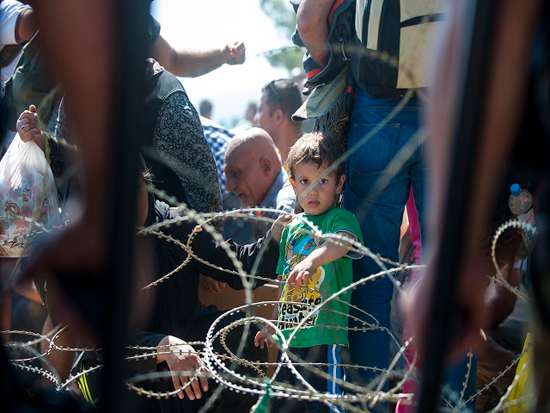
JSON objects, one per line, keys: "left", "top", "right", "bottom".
{"left": 0, "top": 134, "right": 61, "bottom": 257}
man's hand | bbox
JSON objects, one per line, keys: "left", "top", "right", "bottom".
{"left": 223, "top": 40, "right": 245, "bottom": 65}
{"left": 15, "top": 215, "right": 106, "bottom": 332}
{"left": 16, "top": 105, "right": 45, "bottom": 150}
{"left": 199, "top": 275, "right": 227, "bottom": 293}
{"left": 157, "top": 335, "right": 209, "bottom": 401}
{"left": 286, "top": 258, "right": 316, "bottom": 290}
{"left": 406, "top": 254, "right": 488, "bottom": 362}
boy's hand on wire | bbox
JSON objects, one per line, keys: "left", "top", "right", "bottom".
{"left": 254, "top": 324, "right": 275, "bottom": 350}
{"left": 286, "top": 258, "right": 316, "bottom": 290}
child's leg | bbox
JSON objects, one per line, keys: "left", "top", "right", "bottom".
{"left": 269, "top": 345, "right": 346, "bottom": 413}
{"left": 301, "top": 345, "right": 345, "bottom": 413}
{"left": 269, "top": 348, "right": 306, "bottom": 412}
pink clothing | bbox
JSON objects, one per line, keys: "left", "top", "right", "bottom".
{"left": 396, "top": 189, "right": 422, "bottom": 413}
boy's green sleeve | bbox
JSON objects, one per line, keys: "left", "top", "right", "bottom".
{"left": 328, "top": 208, "right": 364, "bottom": 245}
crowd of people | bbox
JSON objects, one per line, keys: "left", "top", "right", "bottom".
{"left": 1, "top": 0, "right": 549, "bottom": 412}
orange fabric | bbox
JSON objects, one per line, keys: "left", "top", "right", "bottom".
{"left": 328, "top": 0, "right": 345, "bottom": 25}
{"left": 307, "top": 68, "right": 322, "bottom": 79}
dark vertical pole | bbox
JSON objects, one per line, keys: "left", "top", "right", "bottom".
{"left": 417, "top": 1, "right": 498, "bottom": 411}
{"left": 99, "top": 1, "right": 150, "bottom": 412}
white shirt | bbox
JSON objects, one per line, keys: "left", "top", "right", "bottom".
{"left": 0, "top": 0, "right": 31, "bottom": 84}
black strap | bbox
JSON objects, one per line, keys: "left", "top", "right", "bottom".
{"left": 0, "top": 44, "right": 22, "bottom": 68}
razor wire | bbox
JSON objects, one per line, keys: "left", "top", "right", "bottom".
{"left": 2, "top": 205, "right": 536, "bottom": 412}
{"left": 2, "top": 169, "right": 535, "bottom": 410}
{"left": 0, "top": 25, "right": 539, "bottom": 412}
{"left": 2, "top": 147, "right": 536, "bottom": 411}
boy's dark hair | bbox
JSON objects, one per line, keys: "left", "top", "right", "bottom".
{"left": 287, "top": 132, "right": 345, "bottom": 180}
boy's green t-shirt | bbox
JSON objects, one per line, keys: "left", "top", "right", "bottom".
{"left": 276, "top": 207, "right": 363, "bottom": 348}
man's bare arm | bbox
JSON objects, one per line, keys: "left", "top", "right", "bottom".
{"left": 16, "top": 8, "right": 37, "bottom": 43}
{"left": 151, "top": 36, "right": 245, "bottom": 77}
{"left": 296, "top": 0, "right": 334, "bottom": 67}
{"left": 409, "top": 0, "right": 540, "bottom": 359}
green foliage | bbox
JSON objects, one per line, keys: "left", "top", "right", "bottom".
{"left": 265, "top": 46, "right": 304, "bottom": 72}
{"left": 259, "top": 0, "right": 296, "bottom": 35}
{"left": 259, "top": 0, "right": 304, "bottom": 73}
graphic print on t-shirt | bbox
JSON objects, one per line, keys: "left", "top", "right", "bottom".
{"left": 278, "top": 231, "right": 325, "bottom": 331}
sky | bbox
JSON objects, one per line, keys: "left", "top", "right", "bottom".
{"left": 150, "top": 0, "right": 298, "bottom": 128}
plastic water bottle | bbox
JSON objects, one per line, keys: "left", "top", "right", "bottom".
{"left": 508, "top": 183, "right": 534, "bottom": 224}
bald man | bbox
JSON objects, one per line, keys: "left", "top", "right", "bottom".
{"left": 224, "top": 127, "right": 295, "bottom": 244}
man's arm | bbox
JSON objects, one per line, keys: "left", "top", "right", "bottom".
{"left": 151, "top": 36, "right": 245, "bottom": 78}
{"left": 408, "top": 0, "right": 540, "bottom": 359}
{"left": 16, "top": 7, "right": 37, "bottom": 43}
{"left": 486, "top": 261, "right": 522, "bottom": 329}
{"left": 296, "top": 0, "right": 334, "bottom": 67}
{"left": 191, "top": 229, "right": 280, "bottom": 290}
{"left": 0, "top": 0, "right": 36, "bottom": 45}
{"left": 17, "top": 0, "right": 117, "bottom": 295}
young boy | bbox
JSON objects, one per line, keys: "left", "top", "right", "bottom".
{"left": 254, "top": 132, "right": 363, "bottom": 412}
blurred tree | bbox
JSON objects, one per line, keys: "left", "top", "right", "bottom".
{"left": 259, "top": 0, "right": 304, "bottom": 73}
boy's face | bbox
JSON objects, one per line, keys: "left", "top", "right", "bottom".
{"left": 291, "top": 161, "right": 345, "bottom": 215}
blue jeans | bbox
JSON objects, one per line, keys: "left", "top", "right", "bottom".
{"left": 344, "top": 89, "right": 426, "bottom": 406}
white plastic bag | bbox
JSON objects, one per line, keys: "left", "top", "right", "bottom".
{"left": 0, "top": 134, "right": 62, "bottom": 257}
